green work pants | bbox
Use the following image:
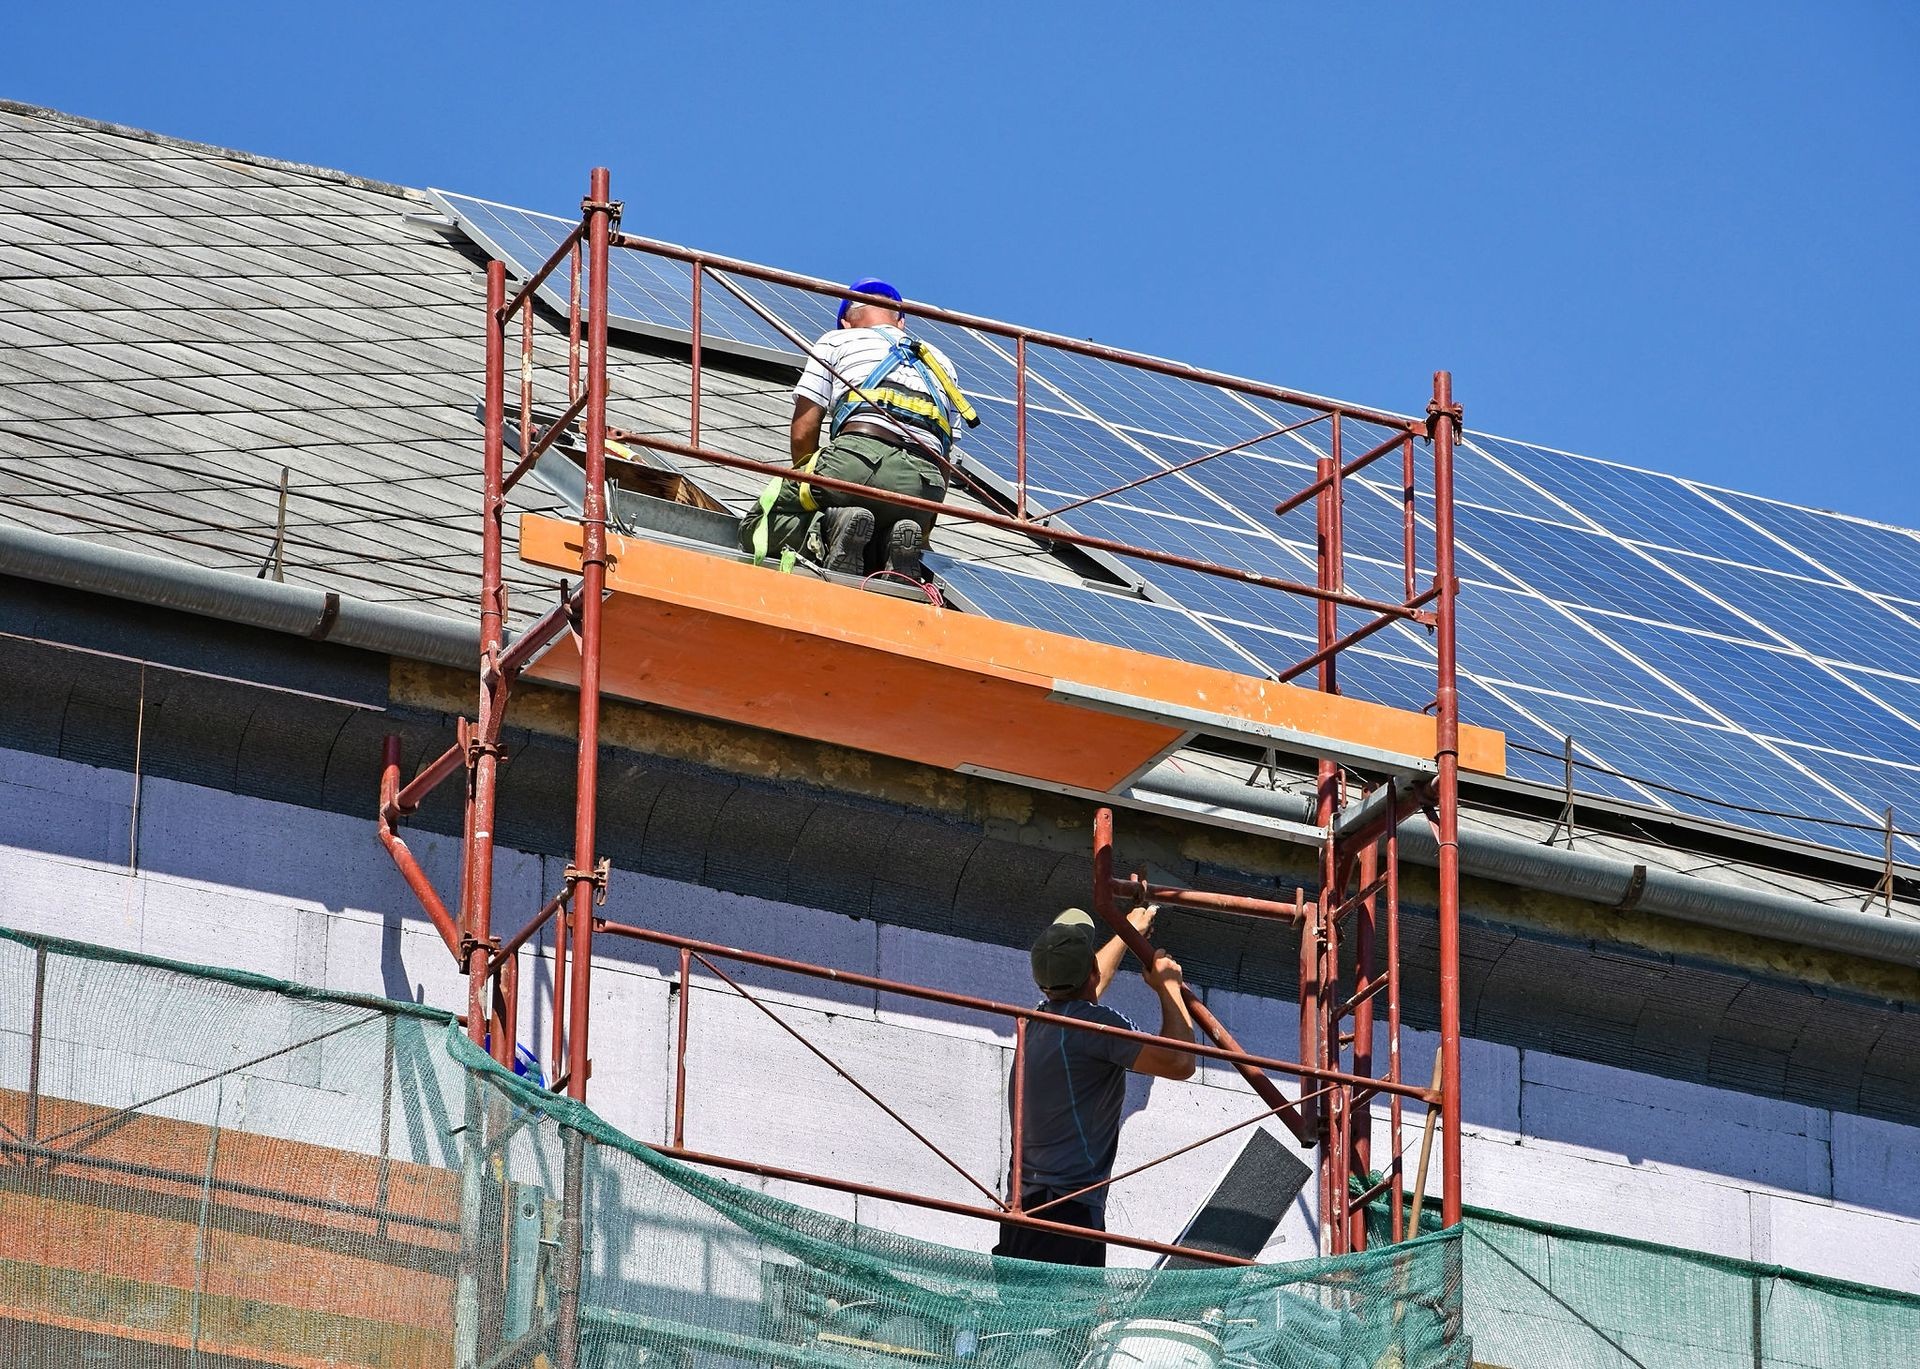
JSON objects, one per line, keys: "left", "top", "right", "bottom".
{"left": 738, "top": 433, "right": 947, "bottom": 574}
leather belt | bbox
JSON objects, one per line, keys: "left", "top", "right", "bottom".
{"left": 839, "top": 416, "right": 935, "bottom": 454}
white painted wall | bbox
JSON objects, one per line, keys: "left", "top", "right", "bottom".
{"left": 2, "top": 744, "right": 1916, "bottom": 1294}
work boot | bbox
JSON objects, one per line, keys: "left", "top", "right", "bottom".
{"left": 820, "top": 507, "right": 874, "bottom": 576}
{"left": 885, "top": 521, "right": 925, "bottom": 580}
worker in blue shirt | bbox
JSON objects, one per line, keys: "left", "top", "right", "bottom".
{"left": 996, "top": 905, "right": 1197, "bottom": 1266}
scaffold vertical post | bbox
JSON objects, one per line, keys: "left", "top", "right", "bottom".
{"left": 1349, "top": 829, "right": 1378, "bottom": 1253}
{"left": 690, "top": 263, "right": 704, "bottom": 447}
{"left": 468, "top": 259, "right": 508, "bottom": 1053}
{"left": 1430, "top": 370, "right": 1464, "bottom": 1228}
{"left": 1385, "top": 784, "right": 1404, "bottom": 1243}
{"left": 564, "top": 167, "right": 615, "bottom": 1104}
{"left": 1009, "top": 1018, "right": 1027, "bottom": 1212}
{"left": 1313, "top": 417, "right": 1344, "bottom": 1247}
{"left": 554, "top": 1126, "right": 588, "bottom": 1369}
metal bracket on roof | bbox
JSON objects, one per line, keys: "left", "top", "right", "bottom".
{"left": 398, "top": 211, "right": 462, "bottom": 243}
{"left": 1543, "top": 735, "right": 1578, "bottom": 848}
{"left": 256, "top": 466, "right": 290, "bottom": 583}
{"left": 1861, "top": 806, "right": 1897, "bottom": 917}
{"left": 1615, "top": 863, "right": 1649, "bottom": 912}
{"left": 305, "top": 591, "right": 341, "bottom": 641}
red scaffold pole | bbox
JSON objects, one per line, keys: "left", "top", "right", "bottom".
{"left": 467, "top": 259, "right": 508, "bottom": 1055}
{"left": 1430, "top": 371, "right": 1464, "bottom": 1229}
{"left": 563, "top": 169, "right": 616, "bottom": 1104}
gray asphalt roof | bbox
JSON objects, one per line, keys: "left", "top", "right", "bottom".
{"left": 0, "top": 101, "right": 1053, "bottom": 636}
{"left": 0, "top": 103, "right": 555, "bottom": 620}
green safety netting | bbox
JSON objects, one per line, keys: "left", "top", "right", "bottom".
{"left": 1372, "top": 1198, "right": 1920, "bottom": 1368}
{"left": 1, "top": 925, "right": 1914, "bottom": 1369}
{"left": 0, "top": 929, "right": 1461, "bottom": 1369}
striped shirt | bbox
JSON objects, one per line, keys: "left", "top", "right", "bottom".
{"left": 794, "top": 325, "right": 963, "bottom": 456}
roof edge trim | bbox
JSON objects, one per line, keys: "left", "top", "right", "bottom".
{"left": 1140, "top": 761, "right": 1920, "bottom": 971}
{"left": 0, "top": 521, "right": 475, "bottom": 671}
{"left": 0, "top": 99, "right": 424, "bottom": 200}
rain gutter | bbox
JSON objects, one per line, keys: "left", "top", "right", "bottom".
{"left": 1139, "top": 762, "right": 1920, "bottom": 970}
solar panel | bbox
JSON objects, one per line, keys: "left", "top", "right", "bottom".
{"left": 1778, "top": 746, "right": 1920, "bottom": 838}
{"left": 1481, "top": 438, "right": 1800, "bottom": 570}
{"left": 1596, "top": 618, "right": 1916, "bottom": 758}
{"left": 1450, "top": 435, "right": 1584, "bottom": 521}
{"left": 439, "top": 190, "right": 1920, "bottom": 862}
{"left": 1489, "top": 688, "right": 1874, "bottom": 850}
{"left": 963, "top": 400, "right": 1223, "bottom": 521}
{"left": 1454, "top": 509, "right": 1760, "bottom": 637}
{"left": 430, "top": 191, "right": 808, "bottom": 363}
{"left": 1655, "top": 553, "right": 1920, "bottom": 678}
{"left": 925, "top": 556, "right": 1263, "bottom": 676}
{"left": 1707, "top": 490, "right": 1920, "bottom": 605}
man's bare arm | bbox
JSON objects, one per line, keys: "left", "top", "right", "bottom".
{"left": 790, "top": 399, "right": 825, "bottom": 465}
{"left": 1091, "top": 904, "right": 1157, "bottom": 1000}
{"left": 1132, "top": 948, "right": 1197, "bottom": 1080}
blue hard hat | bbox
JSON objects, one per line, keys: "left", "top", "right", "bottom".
{"left": 838, "top": 277, "right": 902, "bottom": 327}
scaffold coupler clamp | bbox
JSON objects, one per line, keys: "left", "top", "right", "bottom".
{"left": 565, "top": 856, "right": 612, "bottom": 906}
{"left": 1425, "top": 397, "right": 1463, "bottom": 440}
{"left": 581, "top": 195, "right": 624, "bottom": 228}
{"left": 465, "top": 727, "right": 503, "bottom": 769}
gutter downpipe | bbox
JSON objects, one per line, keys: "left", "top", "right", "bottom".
{"left": 1137, "top": 762, "right": 1920, "bottom": 969}
{"left": 4, "top": 520, "right": 1913, "bottom": 971}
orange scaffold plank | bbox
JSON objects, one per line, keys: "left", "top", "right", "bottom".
{"left": 518, "top": 513, "right": 1506, "bottom": 791}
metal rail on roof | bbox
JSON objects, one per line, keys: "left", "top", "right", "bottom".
{"left": 373, "top": 168, "right": 1470, "bottom": 1354}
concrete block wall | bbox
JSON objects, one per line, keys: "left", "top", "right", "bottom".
{"left": 2, "top": 745, "right": 1918, "bottom": 1292}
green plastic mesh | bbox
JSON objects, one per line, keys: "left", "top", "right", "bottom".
{"left": 1366, "top": 1175, "right": 1920, "bottom": 1368}
{"left": 2, "top": 926, "right": 1914, "bottom": 1369}
{"left": 0, "top": 930, "right": 1461, "bottom": 1368}
{"left": 1457, "top": 1206, "right": 1920, "bottom": 1368}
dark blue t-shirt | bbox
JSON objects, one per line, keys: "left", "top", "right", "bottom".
{"left": 1012, "top": 999, "right": 1141, "bottom": 1213}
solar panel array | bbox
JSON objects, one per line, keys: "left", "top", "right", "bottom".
{"left": 433, "top": 191, "right": 1920, "bottom": 865}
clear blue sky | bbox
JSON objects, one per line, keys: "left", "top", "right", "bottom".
{"left": 9, "top": 4, "right": 1917, "bottom": 527}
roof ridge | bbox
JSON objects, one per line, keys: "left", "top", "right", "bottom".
{"left": 0, "top": 98, "right": 426, "bottom": 202}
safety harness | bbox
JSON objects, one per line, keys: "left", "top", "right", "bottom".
{"left": 828, "top": 325, "right": 977, "bottom": 458}
{"left": 746, "top": 328, "right": 977, "bottom": 569}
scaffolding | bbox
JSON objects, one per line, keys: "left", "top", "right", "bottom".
{"left": 376, "top": 167, "right": 1472, "bottom": 1292}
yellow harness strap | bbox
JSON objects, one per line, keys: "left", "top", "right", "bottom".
{"left": 840, "top": 385, "right": 954, "bottom": 441}
{"left": 747, "top": 453, "right": 817, "bottom": 571}
{"left": 916, "top": 346, "right": 977, "bottom": 429}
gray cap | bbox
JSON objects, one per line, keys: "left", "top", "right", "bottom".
{"left": 1030, "top": 908, "right": 1097, "bottom": 994}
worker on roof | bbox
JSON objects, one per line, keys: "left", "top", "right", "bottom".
{"left": 996, "top": 905, "right": 1197, "bottom": 1267}
{"left": 738, "top": 277, "right": 975, "bottom": 580}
